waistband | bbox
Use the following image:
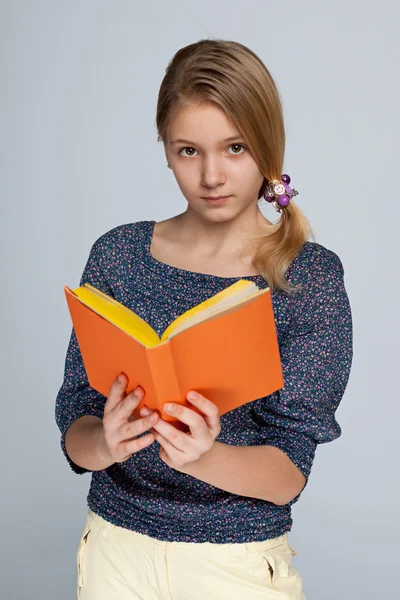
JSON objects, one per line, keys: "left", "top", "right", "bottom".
{"left": 84, "top": 508, "right": 291, "bottom": 560}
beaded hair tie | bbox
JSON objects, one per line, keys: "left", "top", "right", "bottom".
{"left": 263, "top": 174, "right": 299, "bottom": 213}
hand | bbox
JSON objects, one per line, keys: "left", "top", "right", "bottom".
{"left": 139, "top": 391, "right": 221, "bottom": 471}
{"left": 101, "top": 373, "right": 160, "bottom": 464}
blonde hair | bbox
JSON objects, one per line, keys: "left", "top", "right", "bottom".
{"left": 155, "top": 39, "right": 313, "bottom": 293}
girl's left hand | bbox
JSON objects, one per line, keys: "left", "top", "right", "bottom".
{"left": 139, "top": 391, "right": 221, "bottom": 471}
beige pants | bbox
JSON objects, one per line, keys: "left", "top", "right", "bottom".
{"left": 77, "top": 508, "right": 307, "bottom": 600}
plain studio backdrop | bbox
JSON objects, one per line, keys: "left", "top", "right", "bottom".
{"left": 1, "top": 1, "right": 398, "bottom": 599}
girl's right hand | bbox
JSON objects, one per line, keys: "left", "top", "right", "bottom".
{"left": 101, "top": 373, "right": 159, "bottom": 464}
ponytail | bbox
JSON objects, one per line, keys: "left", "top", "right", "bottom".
{"left": 251, "top": 201, "right": 313, "bottom": 294}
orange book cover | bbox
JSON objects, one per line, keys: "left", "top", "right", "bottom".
{"left": 64, "top": 284, "right": 283, "bottom": 426}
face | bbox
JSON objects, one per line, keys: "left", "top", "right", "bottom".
{"left": 164, "top": 102, "right": 265, "bottom": 222}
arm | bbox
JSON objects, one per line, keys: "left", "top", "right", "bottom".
{"left": 152, "top": 245, "right": 353, "bottom": 505}
{"left": 64, "top": 415, "right": 115, "bottom": 472}
{"left": 179, "top": 441, "right": 306, "bottom": 506}
{"left": 55, "top": 237, "right": 114, "bottom": 474}
{"left": 248, "top": 246, "right": 353, "bottom": 499}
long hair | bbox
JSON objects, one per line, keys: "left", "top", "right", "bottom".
{"left": 155, "top": 39, "right": 313, "bottom": 293}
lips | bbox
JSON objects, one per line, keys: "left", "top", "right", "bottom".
{"left": 203, "top": 196, "right": 230, "bottom": 206}
{"left": 203, "top": 196, "right": 229, "bottom": 200}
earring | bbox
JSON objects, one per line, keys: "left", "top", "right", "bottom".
{"left": 167, "top": 164, "right": 172, "bottom": 169}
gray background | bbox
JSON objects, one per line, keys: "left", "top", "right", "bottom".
{"left": 1, "top": 1, "right": 398, "bottom": 598}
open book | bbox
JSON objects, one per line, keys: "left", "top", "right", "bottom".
{"left": 64, "top": 279, "right": 283, "bottom": 426}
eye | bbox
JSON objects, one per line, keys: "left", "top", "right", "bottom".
{"left": 178, "top": 147, "right": 198, "bottom": 157}
{"left": 228, "top": 144, "right": 246, "bottom": 155}
{"left": 178, "top": 144, "right": 246, "bottom": 157}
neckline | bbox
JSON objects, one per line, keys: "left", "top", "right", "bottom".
{"left": 143, "top": 220, "right": 265, "bottom": 282}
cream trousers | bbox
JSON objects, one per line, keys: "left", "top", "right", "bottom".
{"left": 77, "top": 508, "right": 307, "bottom": 600}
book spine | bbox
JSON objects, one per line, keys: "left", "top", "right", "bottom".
{"left": 146, "top": 342, "right": 182, "bottom": 416}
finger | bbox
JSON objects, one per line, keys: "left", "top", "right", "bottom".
{"left": 106, "top": 383, "right": 144, "bottom": 424}
{"left": 152, "top": 430, "right": 185, "bottom": 464}
{"left": 122, "top": 411, "right": 159, "bottom": 440}
{"left": 186, "top": 392, "right": 220, "bottom": 433}
{"left": 104, "top": 373, "right": 132, "bottom": 416}
{"left": 150, "top": 418, "right": 197, "bottom": 454}
{"left": 117, "top": 386, "right": 146, "bottom": 422}
{"left": 104, "top": 373, "right": 129, "bottom": 415}
{"left": 162, "top": 401, "right": 207, "bottom": 438}
{"left": 120, "top": 433, "right": 155, "bottom": 458}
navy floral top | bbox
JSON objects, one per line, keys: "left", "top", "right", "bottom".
{"left": 55, "top": 220, "right": 353, "bottom": 543}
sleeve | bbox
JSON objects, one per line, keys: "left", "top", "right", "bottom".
{"left": 251, "top": 247, "right": 353, "bottom": 498}
{"left": 55, "top": 238, "right": 115, "bottom": 474}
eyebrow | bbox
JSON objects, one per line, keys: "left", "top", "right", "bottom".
{"left": 170, "top": 135, "right": 245, "bottom": 145}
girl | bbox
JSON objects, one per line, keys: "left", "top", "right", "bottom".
{"left": 56, "top": 39, "right": 353, "bottom": 600}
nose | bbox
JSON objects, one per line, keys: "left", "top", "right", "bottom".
{"left": 201, "top": 155, "right": 226, "bottom": 189}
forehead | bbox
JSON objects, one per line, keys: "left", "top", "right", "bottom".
{"left": 168, "top": 102, "right": 242, "bottom": 144}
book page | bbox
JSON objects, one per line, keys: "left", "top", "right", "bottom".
{"left": 76, "top": 284, "right": 161, "bottom": 347}
{"left": 161, "top": 280, "right": 267, "bottom": 341}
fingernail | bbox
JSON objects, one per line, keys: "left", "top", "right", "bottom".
{"left": 133, "top": 387, "right": 141, "bottom": 398}
{"left": 118, "top": 374, "right": 124, "bottom": 383}
{"left": 164, "top": 403, "right": 174, "bottom": 412}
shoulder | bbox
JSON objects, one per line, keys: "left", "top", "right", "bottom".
{"left": 91, "top": 222, "right": 137, "bottom": 252}
{"left": 282, "top": 241, "right": 349, "bottom": 319}
{"left": 88, "top": 221, "right": 149, "bottom": 264}
{"left": 286, "top": 241, "right": 345, "bottom": 288}
{"left": 279, "top": 241, "right": 351, "bottom": 336}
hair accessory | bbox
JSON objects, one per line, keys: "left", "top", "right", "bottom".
{"left": 263, "top": 174, "right": 298, "bottom": 212}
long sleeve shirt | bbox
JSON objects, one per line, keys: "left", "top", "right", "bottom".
{"left": 55, "top": 220, "right": 353, "bottom": 543}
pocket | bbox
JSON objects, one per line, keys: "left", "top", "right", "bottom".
{"left": 76, "top": 525, "right": 91, "bottom": 594}
{"left": 262, "top": 543, "right": 303, "bottom": 596}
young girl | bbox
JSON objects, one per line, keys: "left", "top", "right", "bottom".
{"left": 56, "top": 39, "right": 353, "bottom": 600}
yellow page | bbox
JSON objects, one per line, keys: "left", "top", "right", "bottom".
{"left": 75, "top": 284, "right": 160, "bottom": 348}
{"left": 160, "top": 279, "right": 256, "bottom": 342}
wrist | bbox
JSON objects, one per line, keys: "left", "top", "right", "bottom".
{"left": 179, "top": 440, "right": 221, "bottom": 476}
{"left": 94, "top": 422, "right": 115, "bottom": 470}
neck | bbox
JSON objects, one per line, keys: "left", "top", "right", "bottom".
{"left": 174, "top": 207, "right": 272, "bottom": 254}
